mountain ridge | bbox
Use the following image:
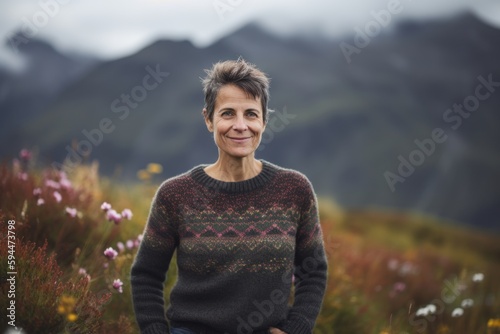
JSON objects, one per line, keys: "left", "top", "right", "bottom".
{"left": 2, "top": 12, "right": 500, "bottom": 231}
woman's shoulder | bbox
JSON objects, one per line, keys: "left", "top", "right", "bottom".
{"left": 264, "top": 160, "right": 314, "bottom": 190}
{"left": 155, "top": 165, "right": 203, "bottom": 195}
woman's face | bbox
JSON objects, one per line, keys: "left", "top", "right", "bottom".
{"left": 204, "top": 84, "right": 265, "bottom": 159}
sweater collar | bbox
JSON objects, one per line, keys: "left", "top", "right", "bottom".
{"left": 189, "top": 160, "right": 278, "bottom": 193}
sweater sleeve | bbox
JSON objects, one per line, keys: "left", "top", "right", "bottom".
{"left": 277, "top": 177, "right": 328, "bottom": 334}
{"left": 131, "top": 184, "right": 179, "bottom": 334}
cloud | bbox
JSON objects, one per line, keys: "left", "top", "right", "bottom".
{"left": 0, "top": 0, "right": 498, "bottom": 60}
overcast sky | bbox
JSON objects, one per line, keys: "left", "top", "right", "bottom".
{"left": 0, "top": 0, "right": 499, "bottom": 64}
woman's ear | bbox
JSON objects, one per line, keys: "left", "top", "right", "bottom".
{"left": 202, "top": 109, "right": 213, "bottom": 132}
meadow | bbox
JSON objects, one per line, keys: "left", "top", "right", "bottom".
{"left": 1, "top": 150, "right": 499, "bottom": 334}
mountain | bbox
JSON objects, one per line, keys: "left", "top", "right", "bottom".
{"left": 3, "top": 13, "right": 500, "bottom": 230}
{"left": 0, "top": 32, "right": 99, "bottom": 147}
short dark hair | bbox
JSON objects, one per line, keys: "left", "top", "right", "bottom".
{"left": 202, "top": 58, "right": 271, "bottom": 123}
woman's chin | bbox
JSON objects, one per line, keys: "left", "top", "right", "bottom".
{"left": 222, "top": 148, "right": 256, "bottom": 159}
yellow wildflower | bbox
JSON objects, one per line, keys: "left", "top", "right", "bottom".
{"left": 146, "top": 163, "right": 163, "bottom": 174}
{"left": 137, "top": 169, "right": 151, "bottom": 181}
{"left": 57, "top": 295, "right": 77, "bottom": 323}
{"left": 67, "top": 313, "right": 78, "bottom": 322}
{"left": 489, "top": 318, "right": 500, "bottom": 328}
{"left": 437, "top": 324, "right": 450, "bottom": 334}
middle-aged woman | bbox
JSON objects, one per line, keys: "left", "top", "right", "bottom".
{"left": 131, "top": 58, "right": 328, "bottom": 334}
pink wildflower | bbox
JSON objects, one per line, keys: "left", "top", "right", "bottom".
{"left": 387, "top": 259, "right": 399, "bottom": 271}
{"left": 113, "top": 279, "right": 124, "bottom": 293}
{"left": 33, "top": 188, "right": 42, "bottom": 196}
{"left": 101, "top": 202, "right": 112, "bottom": 212}
{"left": 18, "top": 172, "right": 28, "bottom": 180}
{"left": 78, "top": 267, "right": 91, "bottom": 281}
{"left": 137, "top": 234, "right": 143, "bottom": 242}
{"left": 53, "top": 191, "right": 62, "bottom": 203}
{"left": 393, "top": 282, "right": 406, "bottom": 292}
{"left": 45, "top": 179, "right": 61, "bottom": 189}
{"left": 59, "top": 178, "right": 72, "bottom": 190}
{"left": 106, "top": 209, "right": 122, "bottom": 224}
{"left": 126, "top": 240, "right": 134, "bottom": 249}
{"left": 19, "top": 149, "right": 32, "bottom": 161}
{"left": 37, "top": 198, "right": 45, "bottom": 206}
{"left": 65, "top": 207, "right": 78, "bottom": 218}
{"left": 104, "top": 247, "right": 118, "bottom": 260}
{"left": 121, "top": 208, "right": 133, "bottom": 220}
{"left": 117, "top": 242, "right": 125, "bottom": 253}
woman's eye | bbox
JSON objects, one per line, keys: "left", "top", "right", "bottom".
{"left": 247, "top": 111, "right": 258, "bottom": 118}
{"left": 221, "top": 111, "right": 233, "bottom": 116}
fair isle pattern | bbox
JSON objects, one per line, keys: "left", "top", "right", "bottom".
{"left": 131, "top": 160, "right": 328, "bottom": 334}
{"left": 178, "top": 207, "right": 299, "bottom": 274}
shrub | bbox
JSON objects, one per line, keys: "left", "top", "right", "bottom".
{"left": 0, "top": 236, "right": 111, "bottom": 333}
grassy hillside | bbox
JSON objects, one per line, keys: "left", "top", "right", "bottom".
{"left": 0, "top": 152, "right": 499, "bottom": 333}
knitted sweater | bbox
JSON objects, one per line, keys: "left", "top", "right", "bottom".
{"left": 131, "top": 160, "right": 327, "bottom": 334}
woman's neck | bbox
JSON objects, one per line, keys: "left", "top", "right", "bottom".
{"left": 204, "top": 154, "right": 262, "bottom": 182}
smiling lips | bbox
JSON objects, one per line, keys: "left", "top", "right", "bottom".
{"left": 228, "top": 136, "right": 251, "bottom": 143}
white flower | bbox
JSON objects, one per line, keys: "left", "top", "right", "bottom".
{"left": 399, "top": 261, "right": 417, "bottom": 276}
{"left": 472, "top": 273, "right": 484, "bottom": 282}
{"left": 416, "top": 304, "right": 437, "bottom": 317}
{"left": 416, "top": 308, "right": 427, "bottom": 317}
{"left": 451, "top": 307, "right": 464, "bottom": 317}
{"left": 461, "top": 298, "right": 474, "bottom": 308}
{"left": 37, "top": 198, "right": 45, "bottom": 206}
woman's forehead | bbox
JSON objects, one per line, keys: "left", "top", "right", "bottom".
{"left": 215, "top": 85, "right": 261, "bottom": 109}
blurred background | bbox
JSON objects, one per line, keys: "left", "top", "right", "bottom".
{"left": 1, "top": 1, "right": 500, "bottom": 333}
{"left": 1, "top": 0, "right": 500, "bottom": 231}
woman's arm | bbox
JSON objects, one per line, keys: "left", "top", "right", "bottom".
{"left": 131, "top": 186, "right": 178, "bottom": 334}
{"left": 276, "top": 178, "right": 328, "bottom": 334}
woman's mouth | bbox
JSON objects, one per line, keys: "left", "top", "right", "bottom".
{"left": 228, "top": 136, "right": 251, "bottom": 143}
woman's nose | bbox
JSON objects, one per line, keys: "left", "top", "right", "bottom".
{"left": 232, "top": 114, "right": 248, "bottom": 131}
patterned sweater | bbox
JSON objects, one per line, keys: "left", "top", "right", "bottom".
{"left": 131, "top": 160, "right": 327, "bottom": 334}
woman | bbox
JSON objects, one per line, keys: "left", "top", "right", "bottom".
{"left": 131, "top": 59, "right": 327, "bottom": 334}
